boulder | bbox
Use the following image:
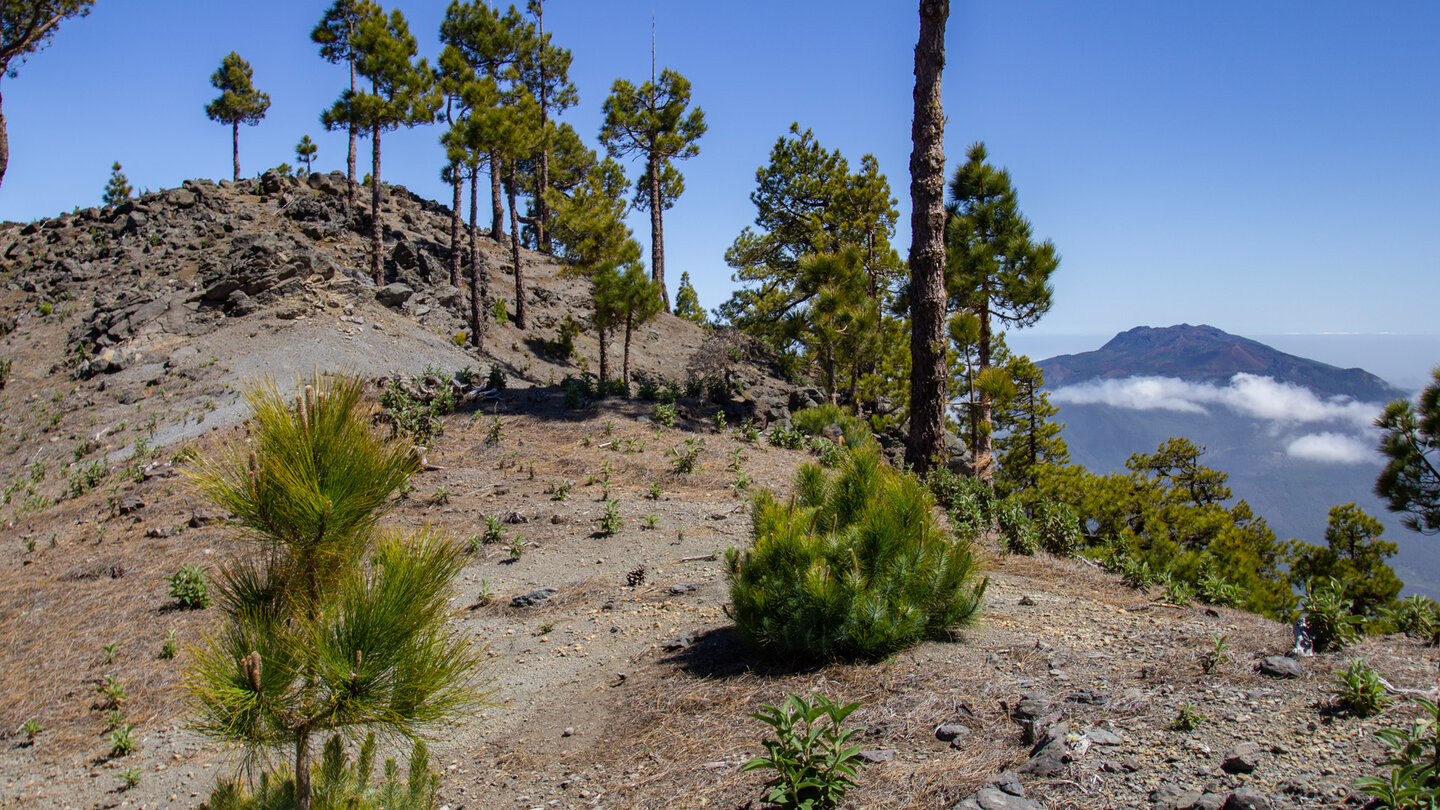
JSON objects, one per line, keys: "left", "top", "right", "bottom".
{"left": 375, "top": 283, "right": 414, "bottom": 308}
{"left": 1257, "top": 655, "right": 1303, "bottom": 679}
{"left": 951, "top": 787, "right": 1045, "bottom": 810}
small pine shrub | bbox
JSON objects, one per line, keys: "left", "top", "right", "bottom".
{"left": 169, "top": 564, "right": 211, "bottom": 609}
{"left": 1330, "top": 658, "right": 1392, "bottom": 717}
{"left": 1304, "top": 577, "right": 1362, "bottom": 652}
{"left": 1354, "top": 696, "right": 1440, "bottom": 806}
{"left": 486, "top": 364, "right": 507, "bottom": 392}
{"left": 726, "top": 447, "right": 987, "bottom": 662}
{"left": 203, "top": 733, "right": 438, "bottom": 810}
{"left": 493, "top": 298, "right": 508, "bottom": 325}
{"left": 742, "top": 693, "right": 867, "bottom": 810}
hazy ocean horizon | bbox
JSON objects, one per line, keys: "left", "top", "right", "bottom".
{"left": 1012, "top": 331, "right": 1440, "bottom": 395}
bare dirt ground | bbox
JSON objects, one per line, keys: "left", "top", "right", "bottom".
{"left": 0, "top": 179, "right": 1430, "bottom": 809}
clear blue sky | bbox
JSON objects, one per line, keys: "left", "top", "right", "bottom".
{"left": 3, "top": 1, "right": 1437, "bottom": 340}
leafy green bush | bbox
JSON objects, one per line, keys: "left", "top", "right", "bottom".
{"left": 599, "top": 499, "right": 623, "bottom": 535}
{"left": 1304, "top": 577, "right": 1363, "bottom": 652}
{"left": 169, "top": 565, "right": 211, "bottom": 609}
{"left": 379, "top": 380, "right": 449, "bottom": 444}
{"left": 807, "top": 436, "right": 844, "bottom": 467}
{"left": 1196, "top": 566, "right": 1246, "bottom": 608}
{"left": 726, "top": 447, "right": 987, "bottom": 661}
{"left": 202, "top": 734, "right": 438, "bottom": 810}
{"left": 768, "top": 424, "right": 803, "bottom": 450}
{"left": 1330, "top": 658, "right": 1392, "bottom": 717}
{"left": 1384, "top": 595, "right": 1440, "bottom": 643}
{"left": 742, "top": 693, "right": 867, "bottom": 810}
{"left": 486, "top": 364, "right": 507, "bottom": 392}
{"left": 1354, "top": 697, "right": 1440, "bottom": 807}
{"left": 69, "top": 460, "right": 108, "bottom": 498}
{"left": 1034, "top": 501, "right": 1083, "bottom": 557}
{"left": 653, "top": 402, "right": 678, "bottom": 428}
{"left": 561, "top": 374, "right": 596, "bottom": 409}
{"left": 995, "top": 498, "right": 1038, "bottom": 554}
{"left": 667, "top": 437, "right": 704, "bottom": 474}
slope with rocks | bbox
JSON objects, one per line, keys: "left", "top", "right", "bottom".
{"left": 0, "top": 181, "right": 1427, "bottom": 810}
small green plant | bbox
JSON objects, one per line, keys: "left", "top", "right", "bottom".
{"left": 1199, "top": 634, "right": 1231, "bottom": 674}
{"left": 168, "top": 564, "right": 211, "bottom": 609}
{"left": 482, "top": 516, "right": 505, "bottom": 545}
{"left": 807, "top": 436, "right": 844, "bottom": 467}
{"left": 19, "top": 718, "right": 41, "bottom": 741}
{"left": 1383, "top": 595, "right": 1440, "bottom": 643}
{"left": 69, "top": 460, "right": 107, "bottom": 497}
{"left": 667, "top": 437, "right": 705, "bottom": 474}
{"left": 1303, "top": 576, "right": 1362, "bottom": 652}
{"left": 109, "top": 723, "right": 137, "bottom": 757}
{"left": 995, "top": 499, "right": 1038, "bottom": 554}
{"left": 159, "top": 630, "right": 178, "bottom": 660}
{"left": 493, "top": 298, "right": 508, "bottom": 325}
{"left": 1170, "top": 702, "right": 1205, "bottom": 731}
{"left": 0, "top": 357, "right": 10, "bottom": 389}
{"left": 118, "top": 768, "right": 141, "bottom": 791}
{"left": 429, "top": 485, "right": 450, "bottom": 506}
{"left": 731, "top": 471, "right": 754, "bottom": 495}
{"left": 548, "top": 479, "right": 572, "bottom": 501}
{"left": 476, "top": 578, "right": 493, "bottom": 606}
{"left": 599, "top": 499, "right": 623, "bottom": 535}
{"left": 768, "top": 424, "right": 803, "bottom": 449}
{"left": 742, "top": 693, "right": 867, "bottom": 810}
{"left": 486, "top": 363, "right": 507, "bottom": 391}
{"left": 536, "top": 620, "right": 556, "bottom": 636}
{"left": 98, "top": 676, "right": 127, "bottom": 709}
{"left": 486, "top": 416, "right": 504, "bottom": 446}
{"left": 1035, "top": 501, "right": 1083, "bottom": 557}
{"left": 1160, "top": 571, "right": 1195, "bottom": 606}
{"left": 507, "top": 535, "right": 524, "bottom": 560}
{"left": 102, "top": 642, "right": 119, "bottom": 664}
{"left": 107, "top": 709, "right": 126, "bottom": 730}
{"left": 713, "top": 410, "right": 727, "bottom": 431}
{"left": 648, "top": 481, "right": 662, "bottom": 500}
{"left": 1330, "top": 658, "right": 1392, "bottom": 717}
{"left": 643, "top": 513, "right": 659, "bottom": 530}
{"left": 736, "top": 418, "right": 761, "bottom": 443}
{"left": 653, "top": 402, "right": 678, "bottom": 428}
{"left": 1354, "top": 696, "right": 1440, "bottom": 806}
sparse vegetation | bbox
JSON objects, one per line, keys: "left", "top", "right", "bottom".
{"left": 109, "top": 723, "right": 137, "bottom": 757}
{"left": 168, "top": 564, "right": 211, "bottom": 609}
{"left": 1303, "top": 576, "right": 1363, "bottom": 652}
{"left": 1198, "top": 634, "right": 1231, "bottom": 674}
{"left": 1329, "top": 658, "right": 1391, "bottom": 717}
{"left": 1170, "top": 702, "right": 1205, "bottom": 731}
{"left": 667, "top": 437, "right": 704, "bottom": 474}
{"left": 599, "top": 499, "right": 623, "bottom": 535}
{"left": 1354, "top": 696, "right": 1440, "bottom": 806}
{"left": 742, "top": 693, "right": 867, "bottom": 810}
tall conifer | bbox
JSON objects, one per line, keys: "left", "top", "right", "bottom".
{"left": 205, "top": 52, "right": 271, "bottom": 182}
{"left": 312, "top": 0, "right": 372, "bottom": 210}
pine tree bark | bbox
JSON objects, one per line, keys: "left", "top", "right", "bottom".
{"left": 294, "top": 729, "right": 313, "bottom": 810}
{"left": 598, "top": 326, "right": 610, "bottom": 383}
{"left": 623, "top": 313, "right": 634, "bottom": 388}
{"left": 232, "top": 121, "right": 240, "bottom": 182}
{"left": 904, "top": 0, "right": 950, "bottom": 477}
{"left": 647, "top": 155, "right": 670, "bottom": 312}
{"left": 489, "top": 151, "right": 504, "bottom": 241}
{"left": 370, "top": 123, "right": 383, "bottom": 283}
{"left": 0, "top": 88, "right": 9, "bottom": 192}
{"left": 346, "top": 36, "right": 357, "bottom": 213}
{"left": 975, "top": 293, "right": 994, "bottom": 481}
{"left": 506, "top": 160, "right": 526, "bottom": 328}
{"left": 449, "top": 174, "right": 463, "bottom": 289}
{"left": 469, "top": 167, "right": 485, "bottom": 352}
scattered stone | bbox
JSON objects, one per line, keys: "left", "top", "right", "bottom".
{"left": 117, "top": 495, "right": 145, "bottom": 515}
{"left": 1222, "top": 742, "right": 1262, "bottom": 775}
{"left": 1013, "top": 691, "right": 1051, "bottom": 721}
{"left": 1257, "top": 655, "right": 1303, "bottom": 679}
{"left": 1019, "top": 721, "right": 1069, "bottom": 777}
{"left": 1083, "top": 727, "right": 1124, "bottom": 746}
{"left": 661, "top": 631, "right": 698, "bottom": 651}
{"left": 561, "top": 727, "right": 574, "bottom": 738}
{"left": 375, "top": 282, "right": 414, "bottom": 307}
{"left": 550, "top": 514, "right": 568, "bottom": 524}
{"left": 935, "top": 723, "right": 969, "bottom": 743}
{"left": 1019, "top": 595, "right": 1037, "bottom": 606}
{"left": 951, "top": 787, "right": 1044, "bottom": 810}
{"left": 510, "top": 587, "right": 558, "bottom": 608}
{"left": 188, "top": 509, "right": 219, "bottom": 528}
{"left": 1223, "top": 787, "right": 1271, "bottom": 810}
{"left": 856, "top": 749, "right": 894, "bottom": 764}
{"left": 1193, "top": 794, "right": 1227, "bottom": 810}
{"left": 990, "top": 771, "right": 1024, "bottom": 797}
{"left": 667, "top": 583, "right": 697, "bottom": 595}
{"left": 502, "top": 510, "right": 529, "bottom": 524}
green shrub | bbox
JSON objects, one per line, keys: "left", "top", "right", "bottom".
{"left": 726, "top": 448, "right": 987, "bottom": 661}
{"left": 561, "top": 374, "right": 596, "bottom": 409}
{"left": 1199, "top": 634, "right": 1231, "bottom": 674}
{"left": 653, "top": 402, "right": 677, "bottom": 428}
{"left": 168, "top": 564, "right": 211, "bottom": 609}
{"left": 1384, "top": 595, "right": 1440, "bottom": 643}
{"left": 1304, "top": 577, "right": 1363, "bottom": 652}
{"left": 636, "top": 376, "right": 662, "bottom": 401}
{"left": 109, "top": 723, "right": 137, "bottom": 757}
{"left": 599, "top": 499, "right": 623, "bottom": 535}
{"left": 1354, "top": 696, "right": 1440, "bottom": 807}
{"left": 667, "top": 437, "right": 704, "bottom": 474}
{"left": 768, "top": 424, "right": 803, "bottom": 450}
{"left": 493, "top": 298, "right": 508, "bottom": 325}
{"left": 69, "top": 460, "right": 108, "bottom": 497}
{"left": 1330, "top": 657, "right": 1392, "bottom": 717}
{"left": 0, "top": 357, "right": 10, "bottom": 389}
{"left": 486, "top": 364, "right": 507, "bottom": 392}
{"left": 202, "top": 734, "right": 438, "bottom": 810}
{"left": 995, "top": 498, "right": 1038, "bottom": 554}
{"left": 1034, "top": 502, "right": 1082, "bottom": 557}
{"left": 1196, "top": 566, "right": 1246, "bottom": 608}
{"left": 927, "top": 468, "right": 996, "bottom": 540}
{"left": 1170, "top": 702, "right": 1205, "bottom": 731}
{"left": 741, "top": 693, "right": 867, "bottom": 810}
{"left": 378, "top": 380, "right": 447, "bottom": 443}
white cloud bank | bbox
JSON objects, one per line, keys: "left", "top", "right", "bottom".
{"left": 1049, "top": 373, "right": 1385, "bottom": 465}
{"left": 1285, "top": 432, "right": 1375, "bottom": 464}
{"left": 1050, "top": 373, "right": 1380, "bottom": 429}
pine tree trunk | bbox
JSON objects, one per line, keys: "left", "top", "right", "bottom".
{"left": 0, "top": 87, "right": 9, "bottom": 192}
{"left": 623, "top": 313, "right": 634, "bottom": 389}
{"left": 232, "top": 121, "right": 240, "bottom": 182}
{"left": 346, "top": 44, "right": 357, "bottom": 213}
{"left": 825, "top": 345, "right": 837, "bottom": 406}
{"left": 469, "top": 167, "right": 485, "bottom": 352}
{"left": 449, "top": 174, "right": 463, "bottom": 289}
{"left": 904, "top": 0, "right": 950, "bottom": 477}
{"left": 506, "top": 160, "right": 526, "bottom": 328}
{"left": 294, "top": 729, "right": 313, "bottom": 810}
{"left": 598, "top": 326, "right": 610, "bottom": 383}
{"left": 370, "top": 124, "right": 383, "bottom": 283}
{"left": 647, "top": 155, "right": 671, "bottom": 312}
{"left": 976, "top": 299, "right": 993, "bottom": 481}
{"left": 489, "top": 151, "right": 504, "bottom": 241}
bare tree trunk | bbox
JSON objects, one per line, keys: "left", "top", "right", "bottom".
{"left": 598, "top": 326, "right": 610, "bottom": 383}
{"left": 623, "top": 313, "right": 634, "bottom": 388}
{"left": 489, "top": 151, "right": 504, "bottom": 241}
{"left": 346, "top": 40, "right": 357, "bottom": 212}
{"left": 506, "top": 160, "right": 526, "bottom": 328}
{"left": 647, "top": 155, "right": 671, "bottom": 312}
{"left": 294, "top": 729, "right": 313, "bottom": 810}
{"left": 232, "top": 121, "right": 240, "bottom": 182}
{"left": 0, "top": 87, "right": 9, "bottom": 192}
{"left": 449, "top": 173, "right": 463, "bottom": 289}
{"left": 975, "top": 297, "right": 994, "bottom": 481}
{"left": 370, "top": 124, "right": 383, "bottom": 283}
{"left": 469, "top": 167, "right": 485, "bottom": 353}
{"left": 904, "top": 0, "right": 950, "bottom": 478}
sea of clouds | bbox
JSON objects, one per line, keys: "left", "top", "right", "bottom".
{"left": 1049, "top": 373, "right": 1387, "bottom": 464}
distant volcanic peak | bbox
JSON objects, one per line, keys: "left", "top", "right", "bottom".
{"left": 1039, "top": 324, "right": 1404, "bottom": 402}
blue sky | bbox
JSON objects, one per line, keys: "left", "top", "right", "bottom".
{"left": 3, "top": 1, "right": 1437, "bottom": 342}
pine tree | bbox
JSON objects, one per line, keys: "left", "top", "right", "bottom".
{"left": 599, "top": 68, "right": 706, "bottom": 313}
{"left": 993, "top": 355, "right": 1068, "bottom": 494}
{"left": 0, "top": 1, "right": 95, "bottom": 191}
{"left": 905, "top": 0, "right": 951, "bottom": 476}
{"left": 615, "top": 264, "right": 663, "bottom": 388}
{"left": 205, "top": 52, "right": 271, "bottom": 182}
{"left": 312, "top": 0, "right": 373, "bottom": 210}
{"left": 517, "top": 0, "right": 577, "bottom": 252}
{"left": 945, "top": 143, "right": 1059, "bottom": 481}
{"left": 101, "top": 161, "right": 132, "bottom": 206}
{"left": 295, "top": 135, "right": 318, "bottom": 175}
{"left": 589, "top": 262, "right": 624, "bottom": 383}
{"left": 1288, "top": 503, "right": 1402, "bottom": 618}
{"left": 783, "top": 250, "right": 882, "bottom": 407}
{"left": 673, "top": 272, "right": 706, "bottom": 326}
{"left": 186, "top": 373, "right": 492, "bottom": 810}
{"left": 1375, "top": 366, "right": 1440, "bottom": 535}
{"left": 323, "top": 6, "right": 438, "bottom": 282}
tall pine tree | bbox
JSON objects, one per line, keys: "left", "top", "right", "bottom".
{"left": 673, "top": 271, "right": 706, "bottom": 326}
{"left": 518, "top": 0, "right": 577, "bottom": 252}
{"left": 312, "top": 0, "right": 373, "bottom": 210}
{"left": 599, "top": 68, "right": 706, "bottom": 313}
{"left": 205, "top": 52, "right": 270, "bottom": 182}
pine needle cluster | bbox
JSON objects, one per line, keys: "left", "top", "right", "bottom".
{"left": 726, "top": 446, "right": 987, "bottom": 662}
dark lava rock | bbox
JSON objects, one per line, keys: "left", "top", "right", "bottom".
{"left": 1257, "top": 655, "right": 1303, "bottom": 679}
{"left": 510, "top": 586, "right": 558, "bottom": 608}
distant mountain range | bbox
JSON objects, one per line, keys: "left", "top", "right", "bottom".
{"left": 1041, "top": 324, "right": 1406, "bottom": 401}
{"left": 1036, "top": 324, "right": 1436, "bottom": 597}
